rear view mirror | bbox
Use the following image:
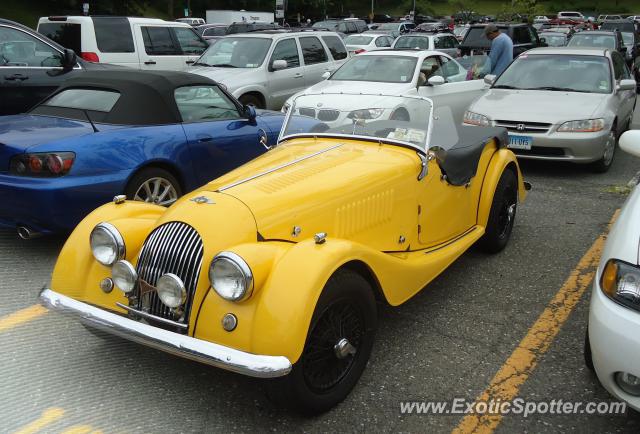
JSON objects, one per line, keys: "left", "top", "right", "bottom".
{"left": 620, "top": 130, "right": 640, "bottom": 157}
{"left": 244, "top": 104, "right": 257, "bottom": 121}
{"left": 62, "top": 48, "right": 77, "bottom": 70}
{"left": 321, "top": 71, "right": 331, "bottom": 79}
{"left": 617, "top": 79, "right": 636, "bottom": 91}
{"left": 272, "top": 59, "right": 287, "bottom": 70}
{"left": 427, "top": 76, "right": 446, "bottom": 86}
{"left": 484, "top": 74, "right": 496, "bottom": 85}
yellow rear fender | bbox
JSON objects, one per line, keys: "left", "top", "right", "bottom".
{"left": 477, "top": 149, "right": 527, "bottom": 228}
{"left": 50, "top": 201, "right": 164, "bottom": 308}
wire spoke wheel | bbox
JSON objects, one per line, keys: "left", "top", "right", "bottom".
{"left": 302, "top": 299, "right": 364, "bottom": 393}
{"left": 496, "top": 189, "right": 517, "bottom": 240}
{"left": 133, "top": 177, "right": 178, "bottom": 206}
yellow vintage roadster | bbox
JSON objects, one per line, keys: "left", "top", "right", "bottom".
{"left": 41, "top": 94, "right": 528, "bottom": 414}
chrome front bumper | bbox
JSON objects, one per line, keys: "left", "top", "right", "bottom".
{"left": 39, "top": 288, "right": 292, "bottom": 378}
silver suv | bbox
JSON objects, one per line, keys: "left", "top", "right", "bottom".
{"left": 188, "top": 30, "right": 348, "bottom": 110}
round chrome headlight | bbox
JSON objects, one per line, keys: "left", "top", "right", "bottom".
{"left": 209, "top": 252, "right": 253, "bottom": 302}
{"left": 112, "top": 260, "right": 137, "bottom": 293}
{"left": 157, "top": 273, "right": 187, "bottom": 308}
{"left": 90, "top": 222, "right": 125, "bottom": 266}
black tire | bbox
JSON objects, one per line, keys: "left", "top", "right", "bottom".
{"left": 266, "top": 270, "right": 377, "bottom": 415}
{"left": 590, "top": 127, "right": 617, "bottom": 173}
{"left": 477, "top": 169, "right": 518, "bottom": 253}
{"left": 390, "top": 108, "right": 410, "bottom": 121}
{"left": 239, "top": 93, "right": 264, "bottom": 109}
{"left": 125, "top": 167, "right": 182, "bottom": 206}
{"left": 584, "top": 327, "right": 594, "bottom": 371}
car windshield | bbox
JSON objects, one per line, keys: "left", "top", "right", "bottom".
{"left": 313, "top": 21, "right": 338, "bottom": 29}
{"left": 461, "top": 27, "right": 506, "bottom": 48}
{"left": 280, "top": 93, "right": 433, "bottom": 151}
{"left": 540, "top": 34, "right": 567, "bottom": 46}
{"left": 600, "top": 21, "right": 635, "bottom": 32}
{"left": 567, "top": 33, "right": 616, "bottom": 49}
{"left": 330, "top": 55, "right": 417, "bottom": 83}
{"left": 394, "top": 36, "right": 430, "bottom": 49}
{"left": 196, "top": 37, "right": 271, "bottom": 68}
{"left": 622, "top": 32, "right": 633, "bottom": 45}
{"left": 345, "top": 35, "right": 374, "bottom": 45}
{"left": 494, "top": 54, "right": 611, "bottom": 94}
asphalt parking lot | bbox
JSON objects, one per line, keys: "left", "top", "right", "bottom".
{"left": 3, "top": 111, "right": 640, "bottom": 433}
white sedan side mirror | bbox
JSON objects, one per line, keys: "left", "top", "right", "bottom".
{"left": 619, "top": 130, "right": 640, "bottom": 158}
{"left": 321, "top": 71, "right": 331, "bottom": 79}
{"left": 617, "top": 79, "right": 636, "bottom": 92}
{"left": 427, "top": 75, "right": 445, "bottom": 86}
{"left": 484, "top": 74, "right": 496, "bottom": 85}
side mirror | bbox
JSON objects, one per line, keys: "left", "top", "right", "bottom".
{"left": 321, "top": 71, "right": 331, "bottom": 79}
{"left": 427, "top": 75, "right": 446, "bottom": 86}
{"left": 619, "top": 130, "right": 640, "bottom": 157}
{"left": 272, "top": 59, "right": 287, "bottom": 70}
{"left": 244, "top": 104, "right": 257, "bottom": 120}
{"left": 617, "top": 79, "right": 636, "bottom": 91}
{"left": 484, "top": 74, "right": 496, "bottom": 85}
{"left": 621, "top": 46, "right": 628, "bottom": 53}
{"left": 62, "top": 48, "right": 77, "bottom": 70}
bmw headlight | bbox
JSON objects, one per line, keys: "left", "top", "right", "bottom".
{"left": 112, "top": 260, "right": 137, "bottom": 293}
{"left": 157, "top": 273, "right": 187, "bottom": 308}
{"left": 209, "top": 252, "right": 253, "bottom": 302}
{"left": 601, "top": 259, "right": 640, "bottom": 312}
{"left": 557, "top": 118, "right": 605, "bottom": 132}
{"left": 463, "top": 111, "right": 491, "bottom": 126}
{"left": 348, "top": 108, "right": 385, "bottom": 120}
{"left": 90, "top": 223, "right": 125, "bottom": 266}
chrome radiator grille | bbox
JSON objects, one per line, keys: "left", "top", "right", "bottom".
{"left": 495, "top": 120, "right": 551, "bottom": 134}
{"left": 133, "top": 222, "right": 203, "bottom": 332}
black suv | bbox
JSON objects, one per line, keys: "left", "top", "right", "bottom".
{"left": 459, "top": 23, "right": 545, "bottom": 57}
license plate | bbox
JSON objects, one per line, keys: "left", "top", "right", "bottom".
{"left": 508, "top": 134, "right": 533, "bottom": 150}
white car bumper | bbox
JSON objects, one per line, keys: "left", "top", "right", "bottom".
{"left": 589, "top": 280, "right": 640, "bottom": 411}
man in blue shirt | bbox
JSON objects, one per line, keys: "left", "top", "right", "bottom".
{"left": 484, "top": 24, "right": 513, "bottom": 76}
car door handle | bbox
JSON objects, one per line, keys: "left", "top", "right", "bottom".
{"left": 186, "top": 60, "right": 195, "bottom": 65}
{"left": 4, "top": 74, "right": 28, "bottom": 81}
{"left": 197, "top": 136, "right": 213, "bottom": 143}
{"left": 144, "top": 60, "right": 157, "bottom": 65}
{"left": 293, "top": 73, "right": 303, "bottom": 78}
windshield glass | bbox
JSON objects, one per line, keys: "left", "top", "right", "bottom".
{"left": 567, "top": 33, "right": 616, "bottom": 49}
{"left": 345, "top": 35, "right": 374, "bottom": 45}
{"left": 622, "top": 32, "right": 633, "bottom": 45}
{"left": 394, "top": 36, "right": 430, "bottom": 49}
{"left": 377, "top": 23, "right": 399, "bottom": 30}
{"left": 331, "top": 55, "right": 418, "bottom": 83}
{"left": 196, "top": 37, "right": 271, "bottom": 68}
{"left": 280, "top": 93, "right": 433, "bottom": 151}
{"left": 313, "top": 21, "right": 338, "bottom": 29}
{"left": 494, "top": 54, "right": 611, "bottom": 94}
{"left": 540, "top": 33, "right": 567, "bottom": 46}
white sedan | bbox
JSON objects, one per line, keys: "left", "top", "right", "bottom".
{"left": 586, "top": 129, "right": 640, "bottom": 411}
{"left": 344, "top": 33, "right": 395, "bottom": 56}
{"left": 283, "top": 50, "right": 486, "bottom": 124}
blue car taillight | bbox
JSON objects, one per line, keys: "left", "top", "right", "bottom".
{"left": 9, "top": 152, "right": 75, "bottom": 177}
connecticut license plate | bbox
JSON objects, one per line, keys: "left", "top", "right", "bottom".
{"left": 508, "top": 134, "right": 533, "bottom": 150}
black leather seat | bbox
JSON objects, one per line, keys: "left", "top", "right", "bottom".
{"left": 430, "top": 126, "right": 508, "bottom": 186}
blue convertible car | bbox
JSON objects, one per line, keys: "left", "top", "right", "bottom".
{"left": 0, "top": 70, "right": 285, "bottom": 236}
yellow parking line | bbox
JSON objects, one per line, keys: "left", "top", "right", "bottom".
{"left": 0, "top": 305, "right": 48, "bottom": 333}
{"left": 12, "top": 407, "right": 65, "bottom": 434}
{"left": 452, "top": 209, "right": 620, "bottom": 434}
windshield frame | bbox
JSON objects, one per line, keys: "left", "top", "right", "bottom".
{"left": 195, "top": 36, "right": 273, "bottom": 68}
{"left": 277, "top": 93, "right": 434, "bottom": 154}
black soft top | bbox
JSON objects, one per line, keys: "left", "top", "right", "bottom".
{"left": 31, "top": 70, "right": 218, "bottom": 125}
